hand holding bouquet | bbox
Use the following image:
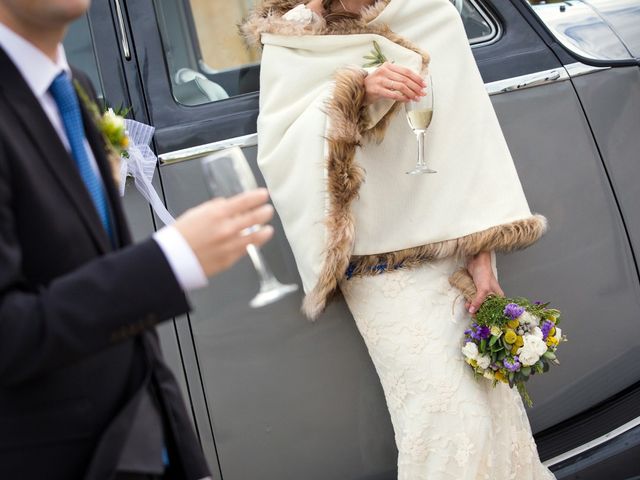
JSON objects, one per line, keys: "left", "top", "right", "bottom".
{"left": 450, "top": 269, "right": 566, "bottom": 406}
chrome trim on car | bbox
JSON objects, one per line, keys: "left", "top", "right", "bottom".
{"left": 564, "top": 62, "right": 611, "bottom": 78}
{"left": 466, "top": 0, "right": 502, "bottom": 47}
{"left": 486, "top": 68, "right": 568, "bottom": 95}
{"left": 543, "top": 415, "right": 640, "bottom": 467}
{"left": 114, "top": 0, "right": 131, "bottom": 61}
{"left": 158, "top": 133, "right": 259, "bottom": 165}
{"left": 159, "top": 62, "right": 609, "bottom": 164}
{"left": 486, "top": 62, "right": 612, "bottom": 95}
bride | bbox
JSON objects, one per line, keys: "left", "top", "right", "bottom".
{"left": 243, "top": 0, "right": 555, "bottom": 478}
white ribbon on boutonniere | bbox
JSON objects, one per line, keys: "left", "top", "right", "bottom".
{"left": 119, "top": 119, "right": 175, "bottom": 226}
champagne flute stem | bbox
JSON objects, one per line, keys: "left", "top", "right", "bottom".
{"left": 416, "top": 131, "right": 426, "bottom": 167}
{"left": 246, "top": 244, "right": 278, "bottom": 285}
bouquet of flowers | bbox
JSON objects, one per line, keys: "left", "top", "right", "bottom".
{"left": 450, "top": 269, "right": 566, "bottom": 406}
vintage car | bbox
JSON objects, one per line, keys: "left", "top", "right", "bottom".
{"left": 63, "top": 0, "right": 640, "bottom": 478}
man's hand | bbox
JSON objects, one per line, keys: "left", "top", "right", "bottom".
{"left": 174, "top": 188, "right": 275, "bottom": 277}
{"left": 465, "top": 251, "right": 504, "bottom": 315}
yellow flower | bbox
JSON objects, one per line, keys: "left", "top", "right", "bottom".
{"left": 511, "top": 345, "right": 519, "bottom": 355}
{"left": 490, "top": 326, "right": 502, "bottom": 337}
{"left": 507, "top": 319, "right": 520, "bottom": 329}
{"left": 515, "top": 336, "right": 524, "bottom": 348}
{"left": 494, "top": 371, "right": 508, "bottom": 383}
{"left": 546, "top": 336, "right": 559, "bottom": 347}
{"left": 120, "top": 136, "right": 129, "bottom": 148}
{"left": 504, "top": 329, "right": 517, "bottom": 344}
{"left": 547, "top": 315, "right": 558, "bottom": 323}
{"left": 549, "top": 326, "right": 556, "bottom": 337}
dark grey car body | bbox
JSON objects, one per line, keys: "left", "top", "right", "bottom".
{"left": 63, "top": 0, "right": 640, "bottom": 478}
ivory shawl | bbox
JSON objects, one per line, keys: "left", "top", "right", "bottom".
{"left": 243, "top": 0, "right": 547, "bottom": 319}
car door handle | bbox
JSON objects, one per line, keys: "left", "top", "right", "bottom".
{"left": 158, "top": 134, "right": 259, "bottom": 165}
{"left": 486, "top": 68, "right": 567, "bottom": 95}
{"left": 515, "top": 69, "right": 562, "bottom": 89}
{"left": 114, "top": 0, "right": 131, "bottom": 60}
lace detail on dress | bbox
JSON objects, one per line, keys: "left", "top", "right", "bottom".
{"left": 339, "top": 257, "right": 555, "bottom": 480}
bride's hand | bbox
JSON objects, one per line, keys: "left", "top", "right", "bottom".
{"left": 465, "top": 251, "right": 504, "bottom": 315}
{"left": 364, "top": 62, "right": 427, "bottom": 105}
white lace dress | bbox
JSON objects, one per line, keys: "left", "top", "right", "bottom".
{"left": 339, "top": 258, "right": 555, "bottom": 479}
{"left": 283, "top": 5, "right": 556, "bottom": 479}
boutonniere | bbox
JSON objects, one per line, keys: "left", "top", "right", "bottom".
{"left": 74, "top": 81, "right": 130, "bottom": 184}
{"left": 99, "top": 107, "right": 130, "bottom": 158}
{"left": 363, "top": 40, "right": 389, "bottom": 68}
{"left": 72, "top": 82, "right": 175, "bottom": 225}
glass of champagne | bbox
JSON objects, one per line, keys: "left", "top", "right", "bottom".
{"left": 201, "top": 146, "right": 298, "bottom": 308}
{"left": 405, "top": 73, "right": 436, "bottom": 175}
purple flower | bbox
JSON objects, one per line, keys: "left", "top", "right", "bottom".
{"left": 476, "top": 325, "right": 491, "bottom": 339}
{"left": 503, "top": 356, "right": 521, "bottom": 372}
{"left": 467, "top": 323, "right": 491, "bottom": 341}
{"left": 504, "top": 303, "right": 525, "bottom": 320}
{"left": 541, "top": 319, "right": 554, "bottom": 340}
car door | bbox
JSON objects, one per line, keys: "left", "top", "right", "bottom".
{"left": 109, "top": 0, "right": 640, "bottom": 478}
{"left": 499, "top": 0, "right": 640, "bottom": 473}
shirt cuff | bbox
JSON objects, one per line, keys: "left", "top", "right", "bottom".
{"left": 153, "top": 225, "right": 208, "bottom": 292}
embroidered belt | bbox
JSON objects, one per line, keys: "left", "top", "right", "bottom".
{"left": 345, "top": 261, "right": 404, "bottom": 280}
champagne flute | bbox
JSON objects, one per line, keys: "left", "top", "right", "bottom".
{"left": 201, "top": 146, "right": 298, "bottom": 308}
{"left": 405, "top": 73, "right": 436, "bottom": 175}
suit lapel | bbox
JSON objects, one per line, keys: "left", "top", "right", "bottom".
{"left": 79, "top": 98, "right": 132, "bottom": 247}
{"left": 0, "top": 48, "right": 111, "bottom": 253}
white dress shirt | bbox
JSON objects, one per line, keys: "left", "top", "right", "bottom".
{"left": 0, "top": 22, "right": 207, "bottom": 292}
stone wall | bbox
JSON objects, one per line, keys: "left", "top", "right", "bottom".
{"left": 190, "top": 0, "right": 260, "bottom": 71}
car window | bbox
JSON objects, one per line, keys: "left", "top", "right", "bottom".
{"left": 455, "top": 0, "right": 500, "bottom": 45}
{"left": 63, "top": 14, "right": 105, "bottom": 101}
{"left": 154, "top": 0, "right": 500, "bottom": 107}
{"left": 525, "top": 0, "right": 638, "bottom": 61}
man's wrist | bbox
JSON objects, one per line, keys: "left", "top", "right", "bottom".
{"left": 153, "top": 225, "right": 208, "bottom": 292}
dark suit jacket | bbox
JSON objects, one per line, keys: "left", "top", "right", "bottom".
{"left": 0, "top": 48, "right": 210, "bottom": 480}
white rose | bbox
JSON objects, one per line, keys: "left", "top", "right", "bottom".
{"left": 519, "top": 311, "right": 540, "bottom": 327}
{"left": 476, "top": 355, "right": 491, "bottom": 370}
{"left": 532, "top": 327, "right": 544, "bottom": 339}
{"left": 518, "top": 346, "right": 540, "bottom": 367}
{"left": 104, "top": 108, "right": 125, "bottom": 130}
{"left": 283, "top": 4, "right": 315, "bottom": 23}
{"left": 517, "top": 334, "right": 548, "bottom": 366}
{"left": 532, "top": 336, "right": 548, "bottom": 356}
{"left": 462, "top": 342, "right": 479, "bottom": 361}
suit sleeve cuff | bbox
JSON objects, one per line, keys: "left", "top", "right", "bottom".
{"left": 153, "top": 225, "right": 208, "bottom": 292}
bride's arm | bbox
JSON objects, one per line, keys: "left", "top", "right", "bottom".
{"left": 465, "top": 251, "right": 504, "bottom": 314}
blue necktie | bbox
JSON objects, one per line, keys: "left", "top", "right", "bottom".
{"left": 49, "top": 72, "right": 113, "bottom": 241}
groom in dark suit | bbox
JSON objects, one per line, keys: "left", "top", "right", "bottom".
{"left": 0, "top": 1, "right": 275, "bottom": 479}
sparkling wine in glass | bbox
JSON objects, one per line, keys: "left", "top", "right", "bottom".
{"left": 405, "top": 73, "right": 436, "bottom": 175}
{"left": 201, "top": 147, "right": 298, "bottom": 308}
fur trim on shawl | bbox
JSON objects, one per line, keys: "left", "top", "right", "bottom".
{"left": 242, "top": 1, "right": 394, "bottom": 49}
{"left": 242, "top": 1, "right": 547, "bottom": 319}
